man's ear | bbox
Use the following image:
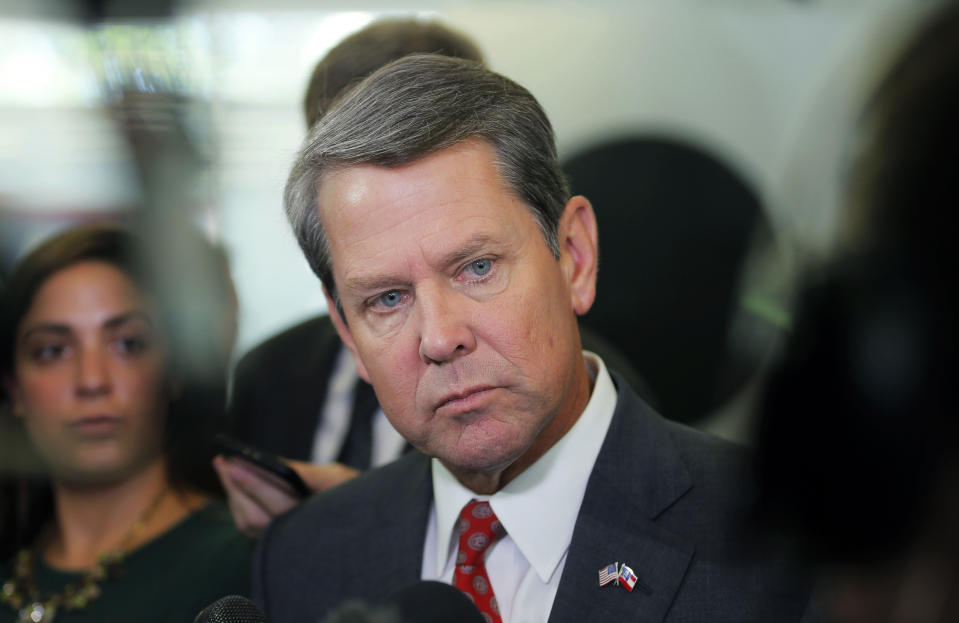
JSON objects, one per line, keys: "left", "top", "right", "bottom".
{"left": 557, "top": 195, "right": 599, "bottom": 316}
{"left": 323, "top": 286, "right": 372, "bottom": 383}
{"left": 3, "top": 375, "right": 25, "bottom": 418}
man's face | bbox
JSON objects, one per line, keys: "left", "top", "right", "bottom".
{"left": 320, "top": 139, "right": 597, "bottom": 484}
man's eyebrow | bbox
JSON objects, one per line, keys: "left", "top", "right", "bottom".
{"left": 343, "top": 234, "right": 499, "bottom": 294}
{"left": 343, "top": 274, "right": 412, "bottom": 295}
{"left": 439, "top": 234, "right": 496, "bottom": 269}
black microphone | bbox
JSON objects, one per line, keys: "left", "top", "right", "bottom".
{"left": 194, "top": 595, "right": 267, "bottom": 623}
{"left": 387, "top": 581, "right": 485, "bottom": 623}
{"left": 320, "top": 581, "right": 484, "bottom": 623}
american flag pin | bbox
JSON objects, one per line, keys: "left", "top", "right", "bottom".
{"left": 598, "top": 562, "right": 619, "bottom": 587}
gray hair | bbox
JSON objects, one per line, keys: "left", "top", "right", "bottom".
{"left": 284, "top": 54, "right": 569, "bottom": 311}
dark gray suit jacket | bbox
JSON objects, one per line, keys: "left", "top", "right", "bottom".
{"left": 253, "top": 373, "right": 816, "bottom": 622}
{"left": 229, "top": 316, "right": 348, "bottom": 460}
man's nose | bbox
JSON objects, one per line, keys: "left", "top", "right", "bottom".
{"left": 75, "top": 346, "right": 111, "bottom": 398}
{"left": 417, "top": 286, "right": 477, "bottom": 364}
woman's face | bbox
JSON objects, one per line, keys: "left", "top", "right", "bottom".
{"left": 6, "top": 260, "right": 169, "bottom": 485}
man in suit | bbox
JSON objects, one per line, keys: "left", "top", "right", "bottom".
{"left": 256, "top": 55, "right": 816, "bottom": 622}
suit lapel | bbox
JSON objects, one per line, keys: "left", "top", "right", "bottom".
{"left": 549, "top": 374, "right": 695, "bottom": 623}
{"left": 370, "top": 452, "right": 434, "bottom": 596}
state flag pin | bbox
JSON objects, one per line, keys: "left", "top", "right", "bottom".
{"left": 618, "top": 563, "right": 639, "bottom": 592}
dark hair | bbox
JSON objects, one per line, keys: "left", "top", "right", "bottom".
{"left": 1, "top": 227, "right": 140, "bottom": 378}
{"left": 303, "top": 18, "right": 483, "bottom": 130}
{"left": 286, "top": 54, "right": 569, "bottom": 311}
{"left": 0, "top": 224, "right": 228, "bottom": 557}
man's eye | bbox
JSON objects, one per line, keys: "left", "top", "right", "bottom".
{"left": 377, "top": 291, "right": 404, "bottom": 308}
{"left": 467, "top": 258, "right": 493, "bottom": 277}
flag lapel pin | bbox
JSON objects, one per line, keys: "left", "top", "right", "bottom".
{"left": 618, "top": 563, "right": 638, "bottom": 591}
{"left": 598, "top": 562, "right": 619, "bottom": 587}
{"left": 617, "top": 562, "right": 651, "bottom": 594}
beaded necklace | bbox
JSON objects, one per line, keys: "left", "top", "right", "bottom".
{"left": 1, "top": 486, "right": 169, "bottom": 623}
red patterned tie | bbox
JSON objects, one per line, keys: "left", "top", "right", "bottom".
{"left": 454, "top": 499, "right": 505, "bottom": 623}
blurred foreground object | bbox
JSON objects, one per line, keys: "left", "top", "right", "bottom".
{"left": 755, "top": 2, "right": 959, "bottom": 622}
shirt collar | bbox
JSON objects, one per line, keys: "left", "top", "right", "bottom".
{"left": 431, "top": 352, "right": 618, "bottom": 583}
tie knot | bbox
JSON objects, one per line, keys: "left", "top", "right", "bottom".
{"left": 456, "top": 500, "right": 504, "bottom": 566}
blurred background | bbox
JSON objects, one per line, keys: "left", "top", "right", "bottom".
{"left": 0, "top": 0, "right": 929, "bottom": 437}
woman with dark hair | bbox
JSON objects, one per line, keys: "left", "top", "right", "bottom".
{"left": 0, "top": 225, "right": 251, "bottom": 622}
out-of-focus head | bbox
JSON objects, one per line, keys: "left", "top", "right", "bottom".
{"left": 0, "top": 225, "right": 226, "bottom": 492}
{"left": 287, "top": 54, "right": 570, "bottom": 310}
{"left": 303, "top": 18, "right": 483, "bottom": 129}
{"left": 844, "top": 1, "right": 959, "bottom": 276}
{"left": 756, "top": 3, "right": 959, "bottom": 621}
{"left": 1, "top": 226, "right": 166, "bottom": 485}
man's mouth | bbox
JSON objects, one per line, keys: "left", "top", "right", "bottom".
{"left": 435, "top": 386, "right": 498, "bottom": 413}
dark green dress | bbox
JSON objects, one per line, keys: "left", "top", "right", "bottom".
{"left": 0, "top": 503, "right": 253, "bottom": 623}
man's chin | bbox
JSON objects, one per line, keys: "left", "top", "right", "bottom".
{"left": 433, "top": 442, "right": 525, "bottom": 487}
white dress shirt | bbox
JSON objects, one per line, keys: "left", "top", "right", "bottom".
{"left": 421, "top": 352, "right": 618, "bottom": 623}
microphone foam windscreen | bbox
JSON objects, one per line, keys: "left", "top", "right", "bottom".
{"left": 194, "top": 595, "right": 268, "bottom": 623}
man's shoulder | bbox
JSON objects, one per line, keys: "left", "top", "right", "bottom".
{"left": 581, "top": 374, "right": 815, "bottom": 621}
{"left": 230, "top": 315, "right": 343, "bottom": 408}
{"left": 609, "top": 370, "right": 746, "bottom": 466}
{"left": 254, "top": 452, "right": 432, "bottom": 622}
{"left": 228, "top": 315, "right": 343, "bottom": 437}
{"left": 601, "top": 372, "right": 766, "bottom": 551}
{"left": 236, "top": 315, "right": 339, "bottom": 369}
{"left": 661, "top": 414, "right": 748, "bottom": 479}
